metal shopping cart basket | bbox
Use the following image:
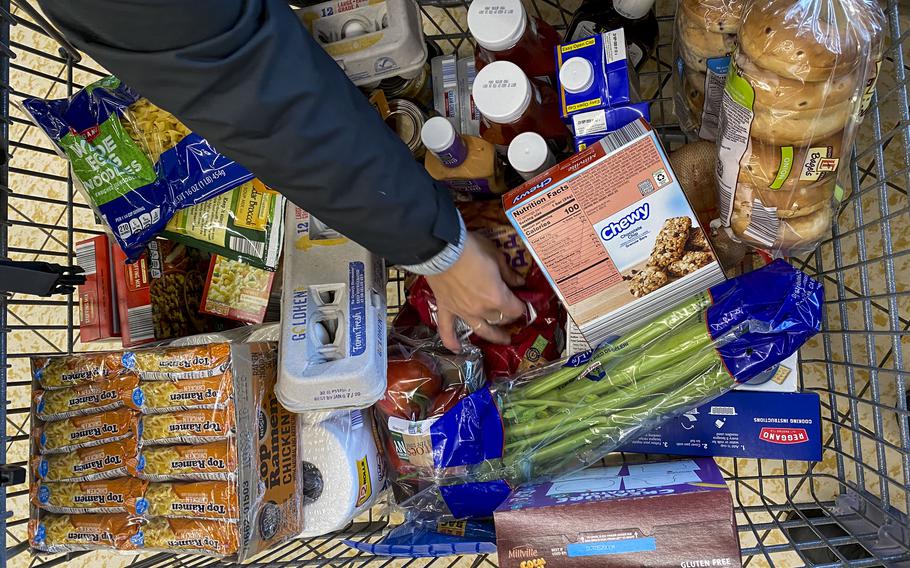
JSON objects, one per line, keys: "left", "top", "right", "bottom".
{"left": 1, "top": 0, "right": 908, "bottom": 566}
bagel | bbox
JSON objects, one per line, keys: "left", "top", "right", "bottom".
{"left": 679, "top": 0, "right": 744, "bottom": 34}
{"left": 678, "top": 10, "right": 738, "bottom": 58}
{"left": 684, "top": 72, "right": 706, "bottom": 116}
{"left": 749, "top": 97, "right": 853, "bottom": 145}
{"left": 739, "top": 131, "right": 844, "bottom": 192}
{"left": 735, "top": 50, "right": 859, "bottom": 112}
{"left": 738, "top": 0, "right": 861, "bottom": 81}
{"left": 735, "top": 178, "right": 835, "bottom": 218}
{"left": 731, "top": 197, "right": 832, "bottom": 250}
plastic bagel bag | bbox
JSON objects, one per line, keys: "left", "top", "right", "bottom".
{"left": 715, "top": 0, "right": 885, "bottom": 254}
{"left": 673, "top": 0, "right": 744, "bottom": 139}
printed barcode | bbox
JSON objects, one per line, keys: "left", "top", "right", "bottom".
{"left": 127, "top": 305, "right": 155, "bottom": 342}
{"left": 718, "top": 185, "right": 733, "bottom": 224}
{"left": 228, "top": 236, "right": 265, "bottom": 260}
{"left": 75, "top": 242, "right": 97, "bottom": 275}
{"left": 351, "top": 409, "right": 364, "bottom": 429}
{"left": 601, "top": 119, "right": 649, "bottom": 154}
{"left": 743, "top": 199, "right": 780, "bottom": 247}
{"left": 441, "top": 57, "right": 457, "bottom": 87}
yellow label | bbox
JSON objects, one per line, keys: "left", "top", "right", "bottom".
{"left": 437, "top": 520, "right": 467, "bottom": 537}
{"left": 234, "top": 180, "right": 273, "bottom": 231}
{"left": 560, "top": 37, "right": 596, "bottom": 53}
{"left": 566, "top": 98, "right": 602, "bottom": 113}
{"left": 326, "top": 33, "right": 384, "bottom": 56}
{"left": 354, "top": 455, "right": 372, "bottom": 507}
{"left": 166, "top": 191, "right": 230, "bottom": 245}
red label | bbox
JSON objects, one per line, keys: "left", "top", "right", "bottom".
{"left": 759, "top": 427, "right": 808, "bottom": 445}
{"left": 71, "top": 125, "right": 100, "bottom": 142}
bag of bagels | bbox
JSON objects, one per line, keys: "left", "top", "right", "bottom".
{"left": 715, "top": 0, "right": 884, "bottom": 254}
{"left": 673, "top": 0, "right": 744, "bottom": 139}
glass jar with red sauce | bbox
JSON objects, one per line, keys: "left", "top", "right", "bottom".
{"left": 468, "top": 0, "right": 561, "bottom": 84}
{"left": 472, "top": 61, "right": 570, "bottom": 148}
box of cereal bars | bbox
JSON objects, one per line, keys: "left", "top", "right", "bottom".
{"left": 502, "top": 118, "right": 726, "bottom": 348}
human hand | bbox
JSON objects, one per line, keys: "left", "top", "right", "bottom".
{"left": 426, "top": 232, "right": 527, "bottom": 352}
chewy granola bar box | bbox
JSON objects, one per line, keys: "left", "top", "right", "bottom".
{"left": 502, "top": 118, "right": 725, "bottom": 348}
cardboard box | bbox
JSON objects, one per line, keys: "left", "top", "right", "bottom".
{"left": 113, "top": 240, "right": 236, "bottom": 347}
{"left": 556, "top": 30, "right": 635, "bottom": 125}
{"left": 494, "top": 458, "right": 741, "bottom": 567}
{"left": 503, "top": 119, "right": 726, "bottom": 347}
{"left": 572, "top": 103, "right": 651, "bottom": 151}
{"left": 75, "top": 235, "right": 120, "bottom": 342}
{"left": 28, "top": 342, "right": 301, "bottom": 560}
{"left": 736, "top": 352, "right": 798, "bottom": 393}
{"left": 620, "top": 390, "right": 822, "bottom": 461}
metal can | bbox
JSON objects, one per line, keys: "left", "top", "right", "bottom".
{"left": 379, "top": 64, "right": 433, "bottom": 109}
{"left": 385, "top": 98, "right": 427, "bottom": 159}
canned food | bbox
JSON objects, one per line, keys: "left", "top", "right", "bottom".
{"left": 385, "top": 99, "right": 427, "bottom": 159}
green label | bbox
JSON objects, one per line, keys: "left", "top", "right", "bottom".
{"left": 724, "top": 55, "right": 755, "bottom": 110}
{"left": 769, "top": 146, "right": 794, "bottom": 190}
{"left": 834, "top": 184, "right": 845, "bottom": 202}
{"left": 58, "top": 116, "right": 155, "bottom": 206}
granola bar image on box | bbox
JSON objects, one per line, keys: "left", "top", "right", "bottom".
{"left": 685, "top": 227, "right": 710, "bottom": 252}
{"left": 629, "top": 267, "right": 669, "bottom": 298}
{"left": 646, "top": 217, "right": 692, "bottom": 268}
{"left": 668, "top": 251, "right": 714, "bottom": 278}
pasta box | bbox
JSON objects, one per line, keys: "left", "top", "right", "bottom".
{"left": 494, "top": 458, "right": 741, "bottom": 568}
{"left": 112, "top": 239, "right": 237, "bottom": 347}
{"left": 75, "top": 234, "right": 120, "bottom": 342}
{"left": 620, "top": 390, "right": 822, "bottom": 461}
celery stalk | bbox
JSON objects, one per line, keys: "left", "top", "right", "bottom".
{"left": 518, "top": 293, "right": 711, "bottom": 400}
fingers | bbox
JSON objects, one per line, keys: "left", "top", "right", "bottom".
{"left": 466, "top": 319, "right": 512, "bottom": 345}
{"left": 436, "top": 308, "right": 462, "bottom": 353}
{"left": 495, "top": 286, "right": 528, "bottom": 324}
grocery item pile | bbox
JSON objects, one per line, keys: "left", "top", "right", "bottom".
{"left": 21, "top": 0, "right": 883, "bottom": 564}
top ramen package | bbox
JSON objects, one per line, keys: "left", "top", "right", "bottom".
{"left": 21, "top": 76, "right": 253, "bottom": 260}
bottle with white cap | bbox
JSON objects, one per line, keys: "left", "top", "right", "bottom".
{"left": 471, "top": 61, "right": 570, "bottom": 148}
{"left": 420, "top": 116, "right": 507, "bottom": 197}
{"left": 508, "top": 132, "right": 556, "bottom": 181}
{"left": 467, "top": 0, "right": 561, "bottom": 82}
{"left": 564, "top": 0, "right": 658, "bottom": 70}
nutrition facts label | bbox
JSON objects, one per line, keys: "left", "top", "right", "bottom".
{"left": 510, "top": 184, "right": 621, "bottom": 305}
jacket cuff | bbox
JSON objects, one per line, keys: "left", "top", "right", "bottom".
{"left": 399, "top": 212, "right": 466, "bottom": 275}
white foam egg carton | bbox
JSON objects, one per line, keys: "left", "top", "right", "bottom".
{"left": 296, "top": 0, "right": 426, "bottom": 85}
{"left": 277, "top": 206, "right": 387, "bottom": 412}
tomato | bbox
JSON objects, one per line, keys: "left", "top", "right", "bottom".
{"left": 429, "top": 386, "right": 466, "bottom": 417}
{"left": 378, "top": 356, "right": 443, "bottom": 420}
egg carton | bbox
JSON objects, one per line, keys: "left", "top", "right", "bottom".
{"left": 296, "top": 0, "right": 426, "bottom": 85}
{"left": 277, "top": 206, "right": 387, "bottom": 412}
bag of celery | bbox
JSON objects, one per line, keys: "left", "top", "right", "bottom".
{"left": 395, "top": 260, "right": 824, "bottom": 519}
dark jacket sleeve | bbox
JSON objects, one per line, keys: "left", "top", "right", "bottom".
{"left": 37, "top": 0, "right": 460, "bottom": 265}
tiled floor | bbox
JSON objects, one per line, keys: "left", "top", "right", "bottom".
{"left": 2, "top": 2, "right": 908, "bottom": 568}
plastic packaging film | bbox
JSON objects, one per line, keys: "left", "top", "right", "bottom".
{"left": 715, "top": 0, "right": 885, "bottom": 254}
{"left": 297, "top": 409, "right": 385, "bottom": 537}
{"left": 390, "top": 261, "right": 823, "bottom": 519}
{"left": 673, "top": 0, "right": 743, "bottom": 140}
{"left": 19, "top": 76, "right": 253, "bottom": 260}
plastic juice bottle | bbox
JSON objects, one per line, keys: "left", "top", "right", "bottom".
{"left": 468, "top": 0, "right": 561, "bottom": 83}
{"left": 508, "top": 132, "right": 556, "bottom": 181}
{"left": 472, "top": 61, "right": 571, "bottom": 148}
{"left": 421, "top": 116, "right": 508, "bottom": 196}
{"left": 565, "top": 0, "right": 658, "bottom": 70}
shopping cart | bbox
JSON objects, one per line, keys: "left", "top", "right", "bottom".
{"left": 1, "top": 0, "right": 908, "bottom": 566}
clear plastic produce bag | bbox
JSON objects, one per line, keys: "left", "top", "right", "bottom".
{"left": 395, "top": 260, "right": 823, "bottom": 519}
{"left": 715, "top": 0, "right": 885, "bottom": 254}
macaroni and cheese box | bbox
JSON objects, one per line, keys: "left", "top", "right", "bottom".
{"left": 76, "top": 235, "right": 120, "bottom": 342}
{"left": 494, "top": 458, "right": 741, "bottom": 568}
{"left": 503, "top": 119, "right": 726, "bottom": 347}
{"left": 620, "top": 390, "right": 822, "bottom": 461}
{"left": 201, "top": 255, "right": 276, "bottom": 324}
